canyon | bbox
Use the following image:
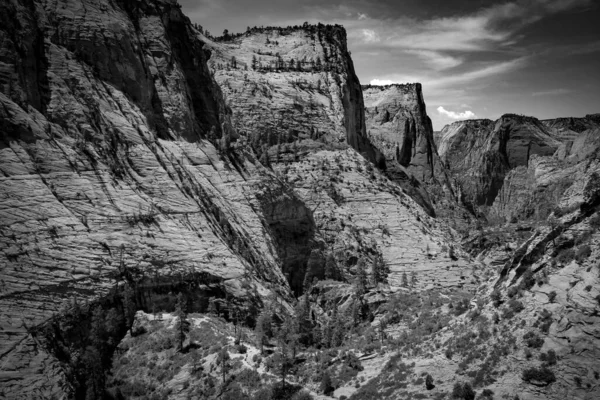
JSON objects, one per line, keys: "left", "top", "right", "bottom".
{"left": 0, "top": 0, "right": 599, "bottom": 399}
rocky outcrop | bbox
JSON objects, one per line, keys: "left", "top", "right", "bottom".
{"left": 437, "top": 115, "right": 561, "bottom": 210}
{"left": 363, "top": 84, "right": 437, "bottom": 177}
{"left": 202, "top": 25, "right": 384, "bottom": 168}
{"left": 362, "top": 83, "right": 461, "bottom": 218}
{"left": 542, "top": 115, "right": 600, "bottom": 142}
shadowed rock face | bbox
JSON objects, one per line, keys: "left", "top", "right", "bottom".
{"left": 437, "top": 115, "right": 561, "bottom": 209}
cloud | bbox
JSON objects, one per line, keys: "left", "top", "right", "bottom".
{"left": 369, "top": 79, "right": 396, "bottom": 85}
{"left": 357, "top": 12, "right": 368, "bottom": 20}
{"left": 437, "top": 106, "right": 477, "bottom": 120}
{"left": 532, "top": 88, "right": 572, "bottom": 96}
{"left": 361, "top": 29, "right": 380, "bottom": 42}
{"left": 369, "top": 57, "right": 528, "bottom": 90}
{"left": 404, "top": 50, "right": 463, "bottom": 70}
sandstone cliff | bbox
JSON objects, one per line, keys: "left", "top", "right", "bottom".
{"left": 362, "top": 83, "right": 464, "bottom": 219}
{"left": 437, "top": 115, "right": 561, "bottom": 211}
{"left": 0, "top": 2, "right": 476, "bottom": 398}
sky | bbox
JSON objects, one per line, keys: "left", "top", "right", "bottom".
{"left": 180, "top": 0, "right": 600, "bottom": 130}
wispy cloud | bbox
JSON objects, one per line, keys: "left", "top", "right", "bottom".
{"left": 404, "top": 50, "right": 463, "bottom": 70}
{"left": 437, "top": 106, "right": 477, "bottom": 120}
{"left": 368, "top": 56, "right": 529, "bottom": 89}
{"left": 532, "top": 88, "right": 572, "bottom": 96}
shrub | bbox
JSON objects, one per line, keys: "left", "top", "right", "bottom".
{"left": 556, "top": 248, "right": 575, "bottom": 265}
{"left": 521, "top": 366, "right": 556, "bottom": 384}
{"left": 507, "top": 287, "right": 519, "bottom": 298}
{"left": 548, "top": 291, "right": 557, "bottom": 303}
{"left": 320, "top": 372, "right": 334, "bottom": 396}
{"left": 452, "top": 382, "right": 476, "bottom": 400}
{"left": 490, "top": 290, "right": 501, "bottom": 307}
{"left": 518, "top": 269, "right": 535, "bottom": 291}
{"left": 539, "top": 349, "right": 557, "bottom": 366}
{"left": 480, "top": 388, "right": 494, "bottom": 399}
{"left": 425, "top": 374, "right": 435, "bottom": 390}
{"left": 576, "top": 245, "right": 592, "bottom": 263}
{"left": 523, "top": 331, "right": 544, "bottom": 348}
{"left": 508, "top": 299, "right": 524, "bottom": 314}
{"left": 236, "top": 344, "right": 247, "bottom": 354}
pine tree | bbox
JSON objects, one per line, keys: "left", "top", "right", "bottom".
{"left": 90, "top": 306, "right": 106, "bottom": 351}
{"left": 355, "top": 259, "right": 369, "bottom": 296}
{"left": 122, "top": 283, "right": 136, "bottom": 333}
{"left": 411, "top": 271, "right": 418, "bottom": 287}
{"left": 402, "top": 271, "right": 409, "bottom": 287}
{"left": 378, "top": 318, "right": 387, "bottom": 343}
{"left": 372, "top": 253, "right": 388, "bottom": 285}
{"left": 217, "top": 347, "right": 230, "bottom": 383}
{"left": 255, "top": 309, "right": 272, "bottom": 353}
{"left": 174, "top": 293, "right": 189, "bottom": 352}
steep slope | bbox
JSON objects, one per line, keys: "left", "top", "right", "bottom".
{"left": 338, "top": 161, "right": 600, "bottom": 400}
{"left": 362, "top": 83, "right": 464, "bottom": 220}
{"left": 201, "top": 25, "right": 475, "bottom": 294}
{"left": 203, "top": 25, "right": 384, "bottom": 168}
{"left": 0, "top": 4, "right": 480, "bottom": 399}
{"left": 0, "top": 1, "right": 301, "bottom": 397}
{"left": 437, "top": 114, "right": 561, "bottom": 212}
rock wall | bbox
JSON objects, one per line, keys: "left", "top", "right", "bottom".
{"left": 0, "top": 0, "right": 299, "bottom": 397}
{"left": 362, "top": 83, "right": 462, "bottom": 219}
{"left": 202, "top": 25, "right": 384, "bottom": 167}
{"left": 437, "top": 115, "right": 561, "bottom": 211}
{"left": 0, "top": 2, "right": 479, "bottom": 398}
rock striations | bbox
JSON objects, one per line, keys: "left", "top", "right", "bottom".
{"left": 0, "top": 1, "right": 475, "bottom": 398}
{"left": 437, "top": 114, "right": 562, "bottom": 212}
{"left": 362, "top": 83, "right": 462, "bottom": 219}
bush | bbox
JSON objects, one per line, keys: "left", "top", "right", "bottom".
{"left": 548, "top": 291, "right": 557, "bottom": 303}
{"left": 508, "top": 299, "right": 524, "bottom": 314}
{"left": 425, "top": 374, "right": 435, "bottom": 390}
{"left": 539, "top": 349, "right": 557, "bottom": 366}
{"left": 556, "top": 248, "right": 575, "bottom": 265}
{"left": 521, "top": 366, "right": 556, "bottom": 384}
{"left": 490, "top": 290, "right": 501, "bottom": 307}
{"left": 452, "top": 382, "right": 476, "bottom": 400}
{"left": 523, "top": 331, "right": 544, "bottom": 348}
{"left": 518, "top": 269, "right": 535, "bottom": 291}
{"left": 480, "top": 389, "right": 494, "bottom": 399}
{"left": 575, "top": 245, "right": 592, "bottom": 263}
{"left": 320, "top": 372, "right": 334, "bottom": 396}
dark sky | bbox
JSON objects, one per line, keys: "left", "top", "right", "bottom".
{"left": 180, "top": 0, "right": 600, "bottom": 130}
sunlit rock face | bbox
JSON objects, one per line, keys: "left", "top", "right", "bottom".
{"left": 0, "top": 2, "right": 479, "bottom": 398}
{"left": 362, "top": 83, "right": 466, "bottom": 220}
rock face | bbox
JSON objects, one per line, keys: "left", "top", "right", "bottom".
{"left": 437, "top": 115, "right": 561, "bottom": 210}
{"left": 0, "top": 2, "right": 477, "bottom": 398}
{"left": 203, "top": 24, "right": 474, "bottom": 294}
{"left": 203, "top": 25, "right": 384, "bottom": 168}
{"left": 0, "top": 0, "right": 294, "bottom": 397}
{"left": 362, "top": 83, "right": 461, "bottom": 218}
